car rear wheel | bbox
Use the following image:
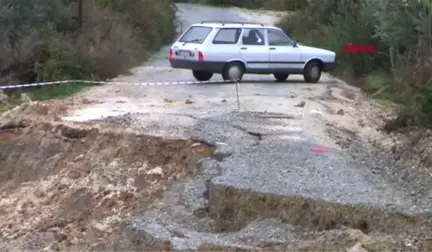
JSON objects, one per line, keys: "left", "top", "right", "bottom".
{"left": 222, "top": 62, "right": 244, "bottom": 82}
{"left": 192, "top": 70, "right": 213, "bottom": 81}
{"left": 303, "top": 61, "right": 322, "bottom": 83}
{"left": 273, "top": 73, "right": 289, "bottom": 82}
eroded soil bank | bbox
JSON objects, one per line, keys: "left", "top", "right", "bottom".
{"left": 0, "top": 102, "right": 213, "bottom": 251}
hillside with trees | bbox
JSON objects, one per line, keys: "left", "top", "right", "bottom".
{"left": 0, "top": 0, "right": 176, "bottom": 87}
{"left": 278, "top": 0, "right": 431, "bottom": 129}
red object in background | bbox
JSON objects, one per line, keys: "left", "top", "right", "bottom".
{"left": 343, "top": 44, "right": 376, "bottom": 54}
{"left": 311, "top": 147, "right": 328, "bottom": 153}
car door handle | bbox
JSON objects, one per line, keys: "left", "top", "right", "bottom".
{"left": 269, "top": 47, "right": 276, "bottom": 50}
{"left": 240, "top": 47, "right": 247, "bottom": 50}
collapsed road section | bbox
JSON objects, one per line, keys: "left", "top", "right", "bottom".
{"left": 98, "top": 110, "right": 432, "bottom": 251}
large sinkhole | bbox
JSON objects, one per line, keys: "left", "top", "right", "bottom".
{"left": 0, "top": 120, "right": 213, "bottom": 251}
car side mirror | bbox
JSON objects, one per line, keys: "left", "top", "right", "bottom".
{"left": 293, "top": 41, "right": 298, "bottom": 47}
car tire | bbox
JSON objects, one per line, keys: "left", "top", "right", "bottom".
{"left": 192, "top": 70, "right": 213, "bottom": 81}
{"left": 273, "top": 73, "right": 289, "bottom": 82}
{"left": 303, "top": 61, "right": 322, "bottom": 83}
{"left": 222, "top": 62, "right": 244, "bottom": 82}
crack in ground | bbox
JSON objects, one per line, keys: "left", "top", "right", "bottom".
{"left": 173, "top": 113, "right": 264, "bottom": 141}
{"left": 165, "top": 112, "right": 304, "bottom": 142}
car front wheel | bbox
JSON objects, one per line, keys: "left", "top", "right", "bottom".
{"left": 303, "top": 62, "right": 322, "bottom": 83}
{"left": 192, "top": 70, "right": 213, "bottom": 81}
{"left": 273, "top": 73, "right": 289, "bottom": 82}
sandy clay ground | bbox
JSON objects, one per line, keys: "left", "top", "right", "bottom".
{"left": 1, "top": 3, "right": 432, "bottom": 252}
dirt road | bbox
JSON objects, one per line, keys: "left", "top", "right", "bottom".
{"left": 1, "top": 3, "right": 432, "bottom": 251}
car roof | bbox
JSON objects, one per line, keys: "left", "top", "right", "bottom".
{"left": 192, "top": 21, "right": 280, "bottom": 30}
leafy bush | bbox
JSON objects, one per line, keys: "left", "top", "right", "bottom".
{"left": 0, "top": 0, "right": 73, "bottom": 83}
{"left": 193, "top": 0, "right": 306, "bottom": 11}
{"left": 96, "top": 0, "right": 176, "bottom": 51}
{"left": 0, "top": 0, "right": 176, "bottom": 98}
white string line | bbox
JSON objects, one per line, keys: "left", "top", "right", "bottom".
{"left": 0, "top": 79, "right": 233, "bottom": 90}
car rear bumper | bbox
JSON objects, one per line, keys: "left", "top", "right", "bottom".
{"left": 323, "top": 62, "right": 336, "bottom": 71}
{"left": 169, "top": 59, "right": 225, "bottom": 73}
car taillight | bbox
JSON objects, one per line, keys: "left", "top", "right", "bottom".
{"left": 169, "top": 49, "right": 174, "bottom": 60}
{"left": 198, "top": 51, "right": 204, "bottom": 62}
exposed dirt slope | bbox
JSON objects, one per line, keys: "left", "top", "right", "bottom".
{"left": 0, "top": 102, "right": 213, "bottom": 251}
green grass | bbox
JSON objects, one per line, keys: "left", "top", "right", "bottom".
{"left": 0, "top": 82, "right": 88, "bottom": 115}
{"left": 375, "top": 97, "right": 392, "bottom": 105}
{"left": 365, "top": 74, "right": 394, "bottom": 105}
{"left": 8, "top": 82, "right": 89, "bottom": 101}
{"left": 367, "top": 74, "right": 387, "bottom": 92}
{"left": 148, "top": 55, "right": 168, "bottom": 61}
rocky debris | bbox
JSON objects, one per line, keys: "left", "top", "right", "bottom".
{"left": 185, "top": 99, "right": 194, "bottom": 104}
{"left": 347, "top": 242, "right": 369, "bottom": 252}
{"left": 337, "top": 109, "right": 345, "bottom": 115}
{"left": 55, "top": 124, "right": 92, "bottom": 139}
{"left": 82, "top": 98, "right": 92, "bottom": 104}
{"left": 0, "top": 118, "right": 29, "bottom": 130}
{"left": 294, "top": 101, "right": 306, "bottom": 107}
{"left": 67, "top": 170, "right": 81, "bottom": 179}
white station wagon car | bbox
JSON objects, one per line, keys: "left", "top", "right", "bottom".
{"left": 169, "top": 21, "right": 336, "bottom": 83}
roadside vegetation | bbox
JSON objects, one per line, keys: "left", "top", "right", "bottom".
{"left": 278, "top": 0, "right": 432, "bottom": 129}
{"left": 0, "top": 0, "right": 176, "bottom": 101}
{"left": 196, "top": 0, "right": 431, "bottom": 129}
{"left": 191, "top": 0, "right": 305, "bottom": 10}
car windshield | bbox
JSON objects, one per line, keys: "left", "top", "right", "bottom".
{"left": 178, "top": 26, "right": 213, "bottom": 44}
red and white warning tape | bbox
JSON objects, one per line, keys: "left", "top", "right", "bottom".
{"left": 0, "top": 79, "right": 233, "bottom": 90}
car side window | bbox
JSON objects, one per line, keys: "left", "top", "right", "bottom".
{"left": 242, "top": 28, "right": 265, "bottom": 46}
{"left": 213, "top": 28, "right": 242, "bottom": 44}
{"left": 268, "top": 29, "right": 294, "bottom": 46}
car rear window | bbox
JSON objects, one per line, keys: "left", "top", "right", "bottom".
{"left": 178, "top": 26, "right": 213, "bottom": 44}
{"left": 213, "top": 28, "right": 241, "bottom": 44}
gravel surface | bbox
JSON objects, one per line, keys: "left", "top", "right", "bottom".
{"left": 62, "top": 3, "right": 432, "bottom": 250}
